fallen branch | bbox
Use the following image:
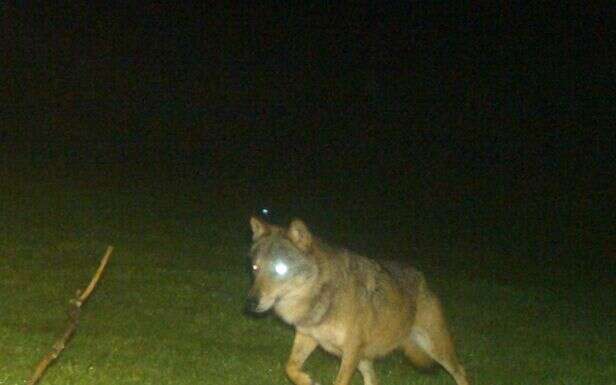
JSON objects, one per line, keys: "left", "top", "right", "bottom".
{"left": 27, "top": 245, "right": 114, "bottom": 385}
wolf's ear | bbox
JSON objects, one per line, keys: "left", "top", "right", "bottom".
{"left": 288, "top": 219, "right": 312, "bottom": 251}
{"left": 250, "top": 216, "right": 269, "bottom": 240}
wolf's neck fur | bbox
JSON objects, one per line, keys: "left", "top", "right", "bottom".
{"left": 274, "top": 238, "right": 337, "bottom": 327}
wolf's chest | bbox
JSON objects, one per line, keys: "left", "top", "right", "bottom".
{"left": 299, "top": 324, "right": 346, "bottom": 356}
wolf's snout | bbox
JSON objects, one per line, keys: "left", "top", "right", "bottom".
{"left": 244, "top": 295, "right": 261, "bottom": 315}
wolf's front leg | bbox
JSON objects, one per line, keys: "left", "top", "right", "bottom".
{"left": 334, "top": 345, "right": 360, "bottom": 385}
{"left": 358, "top": 360, "right": 379, "bottom": 385}
{"left": 286, "top": 332, "right": 319, "bottom": 385}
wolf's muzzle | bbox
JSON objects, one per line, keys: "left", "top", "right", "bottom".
{"left": 244, "top": 295, "right": 261, "bottom": 315}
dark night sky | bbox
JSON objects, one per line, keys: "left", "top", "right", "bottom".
{"left": 1, "top": 3, "right": 613, "bottom": 224}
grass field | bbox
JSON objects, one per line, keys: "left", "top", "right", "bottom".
{"left": 1, "top": 177, "right": 614, "bottom": 385}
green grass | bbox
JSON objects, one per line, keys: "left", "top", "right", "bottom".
{"left": 1, "top": 178, "right": 614, "bottom": 384}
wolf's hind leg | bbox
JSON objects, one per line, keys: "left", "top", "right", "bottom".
{"left": 402, "top": 338, "right": 434, "bottom": 368}
{"left": 411, "top": 294, "right": 470, "bottom": 385}
{"left": 286, "top": 332, "right": 320, "bottom": 385}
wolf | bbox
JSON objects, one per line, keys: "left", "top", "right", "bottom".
{"left": 246, "top": 216, "right": 469, "bottom": 385}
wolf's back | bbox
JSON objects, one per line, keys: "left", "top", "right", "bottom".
{"left": 381, "top": 260, "right": 427, "bottom": 299}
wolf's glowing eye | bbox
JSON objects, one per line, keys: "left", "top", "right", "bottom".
{"left": 274, "top": 261, "right": 288, "bottom": 276}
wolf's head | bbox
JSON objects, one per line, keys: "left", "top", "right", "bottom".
{"left": 245, "top": 216, "right": 318, "bottom": 315}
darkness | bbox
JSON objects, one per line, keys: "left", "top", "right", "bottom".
{"left": 1, "top": 3, "right": 613, "bottom": 283}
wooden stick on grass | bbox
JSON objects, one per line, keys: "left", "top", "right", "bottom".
{"left": 27, "top": 245, "right": 114, "bottom": 385}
